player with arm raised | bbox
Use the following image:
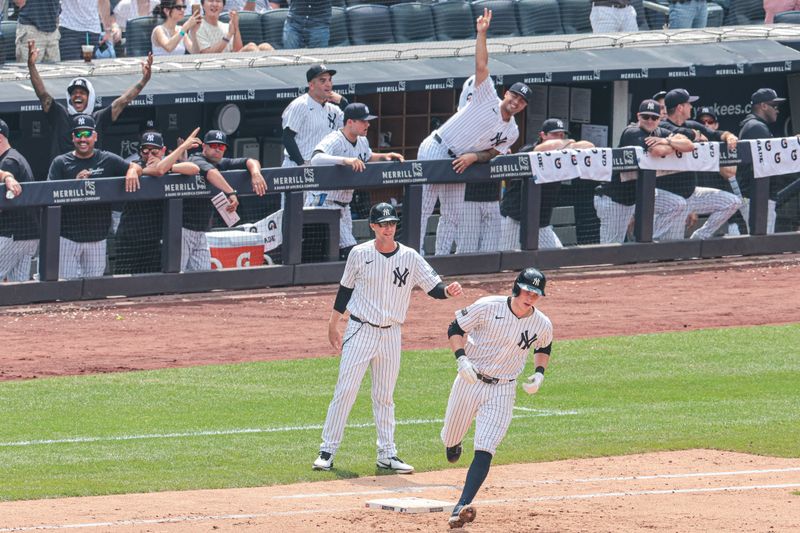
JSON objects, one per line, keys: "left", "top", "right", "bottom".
{"left": 441, "top": 267, "right": 553, "bottom": 529}
{"left": 418, "top": 8, "right": 528, "bottom": 255}
{"left": 312, "top": 202, "right": 463, "bottom": 474}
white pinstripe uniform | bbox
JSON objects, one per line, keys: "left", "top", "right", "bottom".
{"left": 419, "top": 76, "right": 518, "bottom": 255}
{"left": 319, "top": 240, "right": 442, "bottom": 460}
{"left": 281, "top": 93, "right": 343, "bottom": 168}
{"left": 441, "top": 295, "right": 553, "bottom": 455}
{"left": 308, "top": 130, "right": 372, "bottom": 250}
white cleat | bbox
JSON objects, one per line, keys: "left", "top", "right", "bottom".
{"left": 376, "top": 456, "right": 414, "bottom": 474}
{"left": 312, "top": 451, "right": 333, "bottom": 471}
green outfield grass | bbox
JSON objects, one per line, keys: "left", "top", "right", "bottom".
{"left": 1, "top": 324, "right": 799, "bottom": 501}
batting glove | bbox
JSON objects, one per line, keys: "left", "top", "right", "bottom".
{"left": 522, "top": 372, "right": 544, "bottom": 395}
{"left": 456, "top": 356, "right": 478, "bottom": 385}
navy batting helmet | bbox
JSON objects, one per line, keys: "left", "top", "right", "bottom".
{"left": 369, "top": 202, "right": 400, "bottom": 224}
{"left": 512, "top": 267, "right": 546, "bottom": 296}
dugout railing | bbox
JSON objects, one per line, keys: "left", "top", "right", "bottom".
{"left": 1, "top": 140, "right": 799, "bottom": 305}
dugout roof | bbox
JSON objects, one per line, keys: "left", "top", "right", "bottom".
{"left": 1, "top": 39, "right": 799, "bottom": 113}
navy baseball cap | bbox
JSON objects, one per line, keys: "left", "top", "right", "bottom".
{"left": 695, "top": 106, "right": 717, "bottom": 122}
{"left": 140, "top": 131, "right": 164, "bottom": 149}
{"left": 541, "top": 118, "right": 568, "bottom": 134}
{"left": 751, "top": 88, "right": 786, "bottom": 105}
{"left": 0, "top": 119, "right": 8, "bottom": 139}
{"left": 344, "top": 103, "right": 377, "bottom": 122}
{"left": 507, "top": 82, "right": 531, "bottom": 104}
{"left": 67, "top": 77, "right": 91, "bottom": 95}
{"left": 306, "top": 64, "right": 336, "bottom": 82}
{"left": 369, "top": 202, "right": 400, "bottom": 224}
{"left": 638, "top": 99, "right": 661, "bottom": 117}
{"left": 652, "top": 90, "right": 668, "bottom": 101}
{"left": 204, "top": 130, "right": 228, "bottom": 146}
{"left": 664, "top": 89, "right": 699, "bottom": 109}
{"left": 71, "top": 114, "right": 96, "bottom": 132}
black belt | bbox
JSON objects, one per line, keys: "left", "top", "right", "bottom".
{"left": 475, "top": 372, "right": 515, "bottom": 385}
{"left": 351, "top": 315, "right": 391, "bottom": 329}
{"left": 333, "top": 200, "right": 349, "bottom": 207}
{"left": 593, "top": 1, "right": 630, "bottom": 7}
{"left": 433, "top": 133, "right": 458, "bottom": 159}
{"left": 669, "top": 0, "right": 704, "bottom": 3}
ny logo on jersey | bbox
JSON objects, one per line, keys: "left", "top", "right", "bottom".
{"left": 490, "top": 132, "right": 508, "bottom": 147}
{"left": 327, "top": 112, "right": 337, "bottom": 130}
{"left": 517, "top": 330, "right": 537, "bottom": 350}
{"left": 392, "top": 267, "right": 410, "bottom": 288}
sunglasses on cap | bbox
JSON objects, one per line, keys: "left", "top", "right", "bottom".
{"left": 207, "top": 143, "right": 227, "bottom": 151}
{"left": 73, "top": 130, "right": 93, "bottom": 139}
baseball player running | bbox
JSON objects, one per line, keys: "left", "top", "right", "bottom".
{"left": 418, "top": 8, "right": 527, "bottom": 255}
{"left": 313, "top": 202, "right": 463, "bottom": 474}
{"left": 441, "top": 267, "right": 553, "bottom": 529}
{"left": 594, "top": 99, "right": 694, "bottom": 243}
{"left": 309, "top": 103, "right": 404, "bottom": 260}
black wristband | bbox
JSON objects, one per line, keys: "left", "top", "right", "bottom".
{"left": 454, "top": 348, "right": 466, "bottom": 360}
{"left": 225, "top": 190, "right": 237, "bottom": 198}
{"left": 535, "top": 366, "right": 545, "bottom": 374}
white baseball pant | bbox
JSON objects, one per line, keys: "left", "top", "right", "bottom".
{"left": 459, "top": 201, "right": 501, "bottom": 253}
{"left": 304, "top": 195, "right": 357, "bottom": 249}
{"left": 593, "top": 194, "right": 635, "bottom": 244}
{"left": 590, "top": 5, "right": 639, "bottom": 33}
{"left": 320, "top": 319, "right": 403, "bottom": 460}
{"left": 440, "top": 375, "right": 516, "bottom": 456}
{"left": 181, "top": 228, "right": 211, "bottom": 272}
{"left": 0, "top": 238, "right": 38, "bottom": 282}
{"left": 499, "top": 217, "right": 562, "bottom": 250}
{"left": 660, "top": 187, "right": 742, "bottom": 240}
{"left": 741, "top": 198, "right": 777, "bottom": 234}
{"left": 59, "top": 238, "right": 106, "bottom": 279}
{"left": 652, "top": 188, "right": 689, "bottom": 241}
{"left": 418, "top": 134, "right": 464, "bottom": 255}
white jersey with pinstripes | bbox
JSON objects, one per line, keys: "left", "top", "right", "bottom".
{"left": 342, "top": 240, "right": 441, "bottom": 326}
{"left": 436, "top": 76, "right": 519, "bottom": 156}
{"left": 456, "top": 295, "right": 553, "bottom": 380}
{"left": 312, "top": 130, "right": 372, "bottom": 204}
{"left": 281, "top": 93, "right": 343, "bottom": 165}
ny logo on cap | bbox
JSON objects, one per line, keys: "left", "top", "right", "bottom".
{"left": 647, "top": 102, "right": 656, "bottom": 110}
{"left": 382, "top": 207, "right": 391, "bottom": 216}
{"left": 520, "top": 86, "right": 529, "bottom": 94}
{"left": 146, "top": 134, "right": 155, "bottom": 142}
{"left": 77, "top": 116, "right": 87, "bottom": 125}
{"left": 556, "top": 120, "right": 564, "bottom": 128}
{"left": 364, "top": 106, "right": 371, "bottom": 115}
{"left": 215, "top": 132, "right": 224, "bottom": 140}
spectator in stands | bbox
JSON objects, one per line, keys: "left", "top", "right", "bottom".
{"left": 196, "top": 0, "right": 274, "bottom": 53}
{"left": 764, "top": 0, "right": 800, "bottom": 23}
{"left": 183, "top": 130, "right": 266, "bottom": 271}
{"left": 26, "top": 40, "right": 154, "bottom": 160}
{"left": 590, "top": 0, "right": 639, "bottom": 33}
{"left": 695, "top": 106, "right": 746, "bottom": 235}
{"left": 657, "top": 88, "right": 741, "bottom": 240}
{"left": 152, "top": 0, "right": 202, "bottom": 56}
{"left": 13, "top": 0, "right": 61, "bottom": 63}
{"left": 668, "top": 0, "right": 708, "bottom": 29}
{"left": 594, "top": 100, "right": 693, "bottom": 244}
{"left": 738, "top": 88, "right": 790, "bottom": 234}
{"left": 283, "top": 0, "right": 332, "bottom": 49}
{"left": 308, "top": 103, "right": 404, "bottom": 260}
{"left": 47, "top": 115, "right": 141, "bottom": 280}
{"left": 58, "top": 0, "right": 115, "bottom": 61}
{"left": 225, "top": 0, "right": 278, "bottom": 13}
{"left": 653, "top": 90, "right": 668, "bottom": 120}
{"left": 112, "top": 0, "right": 160, "bottom": 39}
{"left": 115, "top": 129, "right": 202, "bottom": 274}
{"left": 0, "top": 119, "right": 39, "bottom": 282}
{"left": 500, "top": 121, "right": 595, "bottom": 251}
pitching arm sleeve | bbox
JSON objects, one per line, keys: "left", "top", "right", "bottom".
{"left": 333, "top": 284, "right": 354, "bottom": 313}
{"left": 337, "top": 96, "right": 349, "bottom": 112}
{"left": 282, "top": 127, "right": 305, "bottom": 166}
{"left": 427, "top": 282, "right": 449, "bottom": 299}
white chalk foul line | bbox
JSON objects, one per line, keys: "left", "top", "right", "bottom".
{"left": 0, "top": 410, "right": 575, "bottom": 448}
{"left": 2, "top": 482, "right": 798, "bottom": 532}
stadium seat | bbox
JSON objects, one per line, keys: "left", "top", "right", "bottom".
{"left": 472, "top": 0, "right": 521, "bottom": 37}
{"left": 557, "top": 0, "right": 592, "bottom": 34}
{"left": 629, "top": 0, "right": 650, "bottom": 30}
{"left": 391, "top": 3, "right": 436, "bottom": 43}
{"left": 125, "top": 15, "right": 159, "bottom": 58}
{"left": 0, "top": 21, "right": 17, "bottom": 63}
{"left": 515, "top": 0, "right": 565, "bottom": 35}
{"left": 706, "top": 2, "right": 725, "bottom": 26}
{"left": 329, "top": 6, "right": 350, "bottom": 47}
{"left": 723, "top": 0, "right": 765, "bottom": 25}
{"left": 774, "top": 10, "right": 800, "bottom": 23}
{"left": 346, "top": 5, "right": 395, "bottom": 45}
{"left": 261, "top": 9, "right": 288, "bottom": 49}
{"left": 432, "top": 1, "right": 477, "bottom": 41}
{"left": 234, "top": 11, "right": 265, "bottom": 45}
